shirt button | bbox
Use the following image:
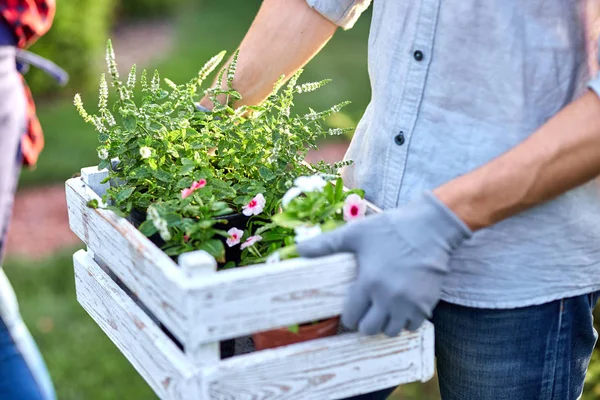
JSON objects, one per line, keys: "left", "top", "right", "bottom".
{"left": 413, "top": 50, "right": 424, "bottom": 61}
{"left": 394, "top": 132, "right": 405, "bottom": 146}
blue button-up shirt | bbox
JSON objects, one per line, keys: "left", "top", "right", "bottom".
{"left": 308, "top": 0, "right": 600, "bottom": 308}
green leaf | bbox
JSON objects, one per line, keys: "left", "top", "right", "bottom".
{"left": 176, "top": 177, "right": 193, "bottom": 189}
{"left": 116, "top": 187, "right": 135, "bottom": 203}
{"left": 210, "top": 201, "right": 229, "bottom": 212}
{"left": 123, "top": 115, "right": 137, "bottom": 132}
{"left": 199, "top": 239, "right": 226, "bottom": 263}
{"left": 258, "top": 166, "right": 276, "bottom": 181}
{"left": 287, "top": 324, "right": 300, "bottom": 334}
{"left": 320, "top": 201, "right": 344, "bottom": 218}
{"left": 272, "top": 213, "right": 304, "bottom": 229}
{"left": 152, "top": 169, "right": 172, "bottom": 182}
{"left": 86, "top": 199, "right": 99, "bottom": 209}
{"left": 221, "top": 261, "right": 237, "bottom": 270}
{"left": 334, "top": 177, "right": 344, "bottom": 202}
{"left": 98, "top": 159, "right": 110, "bottom": 171}
{"left": 98, "top": 133, "right": 109, "bottom": 143}
{"left": 197, "top": 220, "right": 217, "bottom": 229}
{"left": 139, "top": 220, "right": 157, "bottom": 236}
{"left": 129, "top": 167, "right": 152, "bottom": 179}
{"left": 180, "top": 158, "right": 196, "bottom": 175}
{"left": 324, "top": 182, "right": 335, "bottom": 204}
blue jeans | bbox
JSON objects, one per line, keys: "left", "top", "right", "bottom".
{"left": 0, "top": 315, "right": 49, "bottom": 400}
{"left": 346, "top": 293, "right": 599, "bottom": 400}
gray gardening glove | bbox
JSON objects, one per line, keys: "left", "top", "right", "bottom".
{"left": 297, "top": 191, "right": 472, "bottom": 336}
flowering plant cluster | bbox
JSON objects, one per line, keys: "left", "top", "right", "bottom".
{"left": 75, "top": 41, "right": 354, "bottom": 265}
{"left": 239, "top": 175, "right": 368, "bottom": 266}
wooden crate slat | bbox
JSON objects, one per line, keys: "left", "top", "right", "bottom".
{"left": 202, "top": 323, "right": 435, "bottom": 400}
{"left": 185, "top": 254, "right": 355, "bottom": 347}
{"left": 74, "top": 250, "right": 200, "bottom": 400}
{"left": 66, "top": 177, "right": 189, "bottom": 342}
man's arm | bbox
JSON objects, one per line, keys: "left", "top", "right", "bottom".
{"left": 435, "top": 90, "right": 600, "bottom": 231}
{"left": 199, "top": 0, "right": 337, "bottom": 109}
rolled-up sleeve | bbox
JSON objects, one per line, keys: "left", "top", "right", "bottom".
{"left": 306, "top": 0, "right": 371, "bottom": 30}
{"left": 589, "top": 36, "right": 600, "bottom": 97}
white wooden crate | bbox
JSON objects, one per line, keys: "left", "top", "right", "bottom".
{"left": 66, "top": 166, "right": 435, "bottom": 400}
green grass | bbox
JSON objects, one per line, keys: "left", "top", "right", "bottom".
{"left": 3, "top": 249, "right": 156, "bottom": 399}
{"left": 19, "top": 0, "right": 371, "bottom": 188}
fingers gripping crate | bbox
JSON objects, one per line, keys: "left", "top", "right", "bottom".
{"left": 66, "top": 166, "right": 435, "bottom": 400}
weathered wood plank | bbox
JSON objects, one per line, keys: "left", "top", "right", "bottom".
{"left": 73, "top": 250, "right": 200, "bottom": 400}
{"left": 178, "top": 251, "right": 221, "bottom": 365}
{"left": 80, "top": 166, "right": 110, "bottom": 198}
{"left": 202, "top": 322, "right": 434, "bottom": 400}
{"left": 66, "top": 177, "right": 189, "bottom": 343}
{"left": 185, "top": 253, "right": 356, "bottom": 347}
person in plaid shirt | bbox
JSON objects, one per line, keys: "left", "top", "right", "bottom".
{"left": 0, "top": 1, "right": 57, "bottom": 399}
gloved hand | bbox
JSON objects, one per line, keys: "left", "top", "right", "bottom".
{"left": 297, "top": 191, "right": 472, "bottom": 336}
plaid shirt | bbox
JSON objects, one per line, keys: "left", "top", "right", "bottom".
{"left": 0, "top": 0, "right": 55, "bottom": 166}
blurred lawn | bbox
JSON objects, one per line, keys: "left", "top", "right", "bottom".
{"left": 19, "top": 0, "right": 371, "bottom": 188}
{"left": 4, "top": 249, "right": 155, "bottom": 399}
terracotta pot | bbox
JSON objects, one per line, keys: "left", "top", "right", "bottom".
{"left": 252, "top": 317, "right": 340, "bottom": 351}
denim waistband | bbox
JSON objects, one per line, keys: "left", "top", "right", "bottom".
{"left": 0, "top": 19, "right": 17, "bottom": 47}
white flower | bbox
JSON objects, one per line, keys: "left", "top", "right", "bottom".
{"left": 281, "top": 187, "right": 302, "bottom": 209}
{"left": 92, "top": 115, "right": 108, "bottom": 134}
{"left": 147, "top": 205, "right": 171, "bottom": 241}
{"left": 97, "top": 148, "right": 109, "bottom": 160}
{"left": 226, "top": 228, "right": 244, "bottom": 247}
{"left": 241, "top": 235, "right": 262, "bottom": 250}
{"left": 147, "top": 205, "right": 160, "bottom": 221}
{"left": 328, "top": 128, "right": 345, "bottom": 136}
{"left": 158, "top": 227, "right": 171, "bottom": 241}
{"left": 294, "top": 175, "right": 327, "bottom": 193}
{"left": 242, "top": 193, "right": 266, "bottom": 216}
{"left": 98, "top": 74, "right": 109, "bottom": 109}
{"left": 294, "top": 225, "right": 322, "bottom": 243}
{"left": 139, "top": 146, "right": 152, "bottom": 159}
{"left": 266, "top": 252, "right": 281, "bottom": 264}
{"left": 343, "top": 193, "right": 367, "bottom": 222}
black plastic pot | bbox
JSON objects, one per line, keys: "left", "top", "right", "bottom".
{"left": 128, "top": 209, "right": 250, "bottom": 267}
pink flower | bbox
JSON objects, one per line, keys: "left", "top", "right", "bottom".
{"left": 226, "top": 228, "right": 244, "bottom": 247}
{"left": 191, "top": 179, "right": 207, "bottom": 190}
{"left": 241, "top": 235, "right": 262, "bottom": 250}
{"left": 242, "top": 193, "right": 266, "bottom": 216}
{"left": 181, "top": 188, "right": 194, "bottom": 199}
{"left": 182, "top": 179, "right": 207, "bottom": 199}
{"left": 183, "top": 235, "right": 190, "bottom": 242}
{"left": 343, "top": 194, "right": 367, "bottom": 222}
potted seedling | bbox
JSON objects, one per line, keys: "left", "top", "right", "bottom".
{"left": 239, "top": 175, "right": 368, "bottom": 350}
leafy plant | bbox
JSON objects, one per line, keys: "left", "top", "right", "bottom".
{"left": 74, "top": 41, "right": 352, "bottom": 263}
{"left": 239, "top": 175, "right": 367, "bottom": 265}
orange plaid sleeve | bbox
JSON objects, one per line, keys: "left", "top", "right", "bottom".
{"left": 0, "top": 0, "right": 55, "bottom": 167}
